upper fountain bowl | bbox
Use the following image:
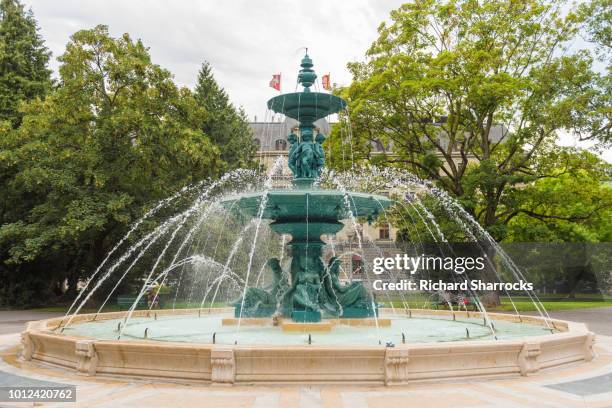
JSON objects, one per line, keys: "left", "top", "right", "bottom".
{"left": 267, "top": 92, "right": 346, "bottom": 125}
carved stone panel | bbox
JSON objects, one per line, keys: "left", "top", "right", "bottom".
{"left": 75, "top": 340, "right": 98, "bottom": 376}
{"left": 518, "top": 342, "right": 541, "bottom": 376}
{"left": 584, "top": 332, "right": 596, "bottom": 362}
{"left": 384, "top": 348, "right": 410, "bottom": 385}
{"left": 211, "top": 347, "right": 235, "bottom": 384}
{"left": 20, "top": 332, "right": 33, "bottom": 361}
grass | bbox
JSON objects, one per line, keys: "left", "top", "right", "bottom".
{"left": 27, "top": 301, "right": 229, "bottom": 314}
{"left": 380, "top": 294, "right": 612, "bottom": 312}
{"left": 18, "top": 294, "right": 612, "bottom": 314}
{"left": 490, "top": 297, "right": 612, "bottom": 312}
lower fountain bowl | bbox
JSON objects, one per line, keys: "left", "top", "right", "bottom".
{"left": 20, "top": 308, "right": 595, "bottom": 385}
{"left": 221, "top": 188, "right": 393, "bottom": 222}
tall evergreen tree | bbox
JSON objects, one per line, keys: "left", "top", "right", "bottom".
{"left": 0, "top": 0, "right": 51, "bottom": 128}
{"left": 194, "top": 62, "right": 254, "bottom": 169}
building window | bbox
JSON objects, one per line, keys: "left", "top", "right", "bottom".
{"left": 379, "top": 223, "right": 390, "bottom": 240}
{"left": 275, "top": 139, "right": 287, "bottom": 150}
{"left": 253, "top": 138, "right": 261, "bottom": 148}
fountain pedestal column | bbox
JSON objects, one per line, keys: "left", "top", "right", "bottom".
{"left": 287, "top": 243, "right": 324, "bottom": 322}
{"left": 269, "top": 220, "right": 342, "bottom": 323}
{"left": 271, "top": 220, "right": 378, "bottom": 322}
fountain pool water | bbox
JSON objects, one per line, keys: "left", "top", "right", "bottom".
{"left": 65, "top": 312, "right": 555, "bottom": 345}
{"left": 19, "top": 53, "right": 595, "bottom": 385}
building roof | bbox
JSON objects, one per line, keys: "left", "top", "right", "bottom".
{"left": 249, "top": 117, "right": 508, "bottom": 155}
{"left": 250, "top": 118, "right": 331, "bottom": 151}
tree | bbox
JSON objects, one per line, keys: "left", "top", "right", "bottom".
{"left": 0, "top": 0, "right": 51, "bottom": 128}
{"left": 194, "top": 62, "right": 255, "bottom": 169}
{"left": 573, "top": 0, "right": 611, "bottom": 147}
{"left": 503, "top": 151, "right": 611, "bottom": 297}
{"left": 0, "top": 25, "right": 222, "bottom": 306}
{"left": 329, "top": 0, "right": 608, "bottom": 240}
{"left": 579, "top": 0, "right": 612, "bottom": 60}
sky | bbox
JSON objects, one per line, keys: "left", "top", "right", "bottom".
{"left": 22, "top": 0, "right": 610, "bottom": 161}
{"left": 23, "top": 0, "right": 406, "bottom": 121}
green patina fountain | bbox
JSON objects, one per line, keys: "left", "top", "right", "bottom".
{"left": 225, "top": 53, "right": 393, "bottom": 323}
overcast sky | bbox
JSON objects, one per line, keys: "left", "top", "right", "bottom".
{"left": 23, "top": 0, "right": 406, "bottom": 121}
{"left": 22, "top": 0, "right": 610, "bottom": 161}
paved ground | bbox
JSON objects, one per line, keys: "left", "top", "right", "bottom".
{"left": 0, "top": 332, "right": 611, "bottom": 407}
{"left": 0, "top": 311, "right": 63, "bottom": 335}
{"left": 1, "top": 308, "right": 612, "bottom": 407}
{"left": 536, "top": 307, "right": 612, "bottom": 336}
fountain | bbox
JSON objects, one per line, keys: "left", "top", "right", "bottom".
{"left": 224, "top": 53, "right": 391, "bottom": 323}
{"left": 18, "top": 54, "right": 595, "bottom": 385}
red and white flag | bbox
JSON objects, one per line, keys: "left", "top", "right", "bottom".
{"left": 322, "top": 73, "right": 331, "bottom": 90}
{"left": 269, "top": 74, "right": 281, "bottom": 91}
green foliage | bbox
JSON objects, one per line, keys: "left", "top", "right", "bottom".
{"left": 329, "top": 0, "right": 609, "bottom": 240}
{"left": 575, "top": 0, "right": 611, "bottom": 147}
{"left": 0, "top": 0, "right": 51, "bottom": 128}
{"left": 387, "top": 194, "right": 472, "bottom": 244}
{"left": 194, "top": 62, "right": 255, "bottom": 169}
{"left": 505, "top": 242, "right": 611, "bottom": 297}
{"left": 579, "top": 0, "right": 612, "bottom": 60}
{"left": 0, "top": 25, "right": 223, "bottom": 307}
{"left": 386, "top": 149, "right": 612, "bottom": 297}
{"left": 505, "top": 151, "right": 612, "bottom": 243}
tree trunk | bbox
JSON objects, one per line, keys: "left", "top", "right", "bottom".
{"left": 481, "top": 242, "right": 501, "bottom": 307}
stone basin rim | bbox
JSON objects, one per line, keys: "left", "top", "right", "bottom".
{"left": 19, "top": 308, "right": 596, "bottom": 385}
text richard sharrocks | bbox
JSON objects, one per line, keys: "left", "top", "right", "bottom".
{"left": 373, "top": 279, "right": 534, "bottom": 292}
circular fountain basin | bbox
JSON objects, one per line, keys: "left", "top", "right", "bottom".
{"left": 65, "top": 312, "right": 552, "bottom": 345}
{"left": 20, "top": 308, "right": 595, "bottom": 385}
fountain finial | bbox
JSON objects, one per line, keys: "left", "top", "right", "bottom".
{"left": 297, "top": 52, "right": 317, "bottom": 92}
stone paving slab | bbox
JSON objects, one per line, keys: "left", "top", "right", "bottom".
{"left": 0, "top": 370, "right": 72, "bottom": 388}
{"left": 546, "top": 373, "right": 612, "bottom": 396}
